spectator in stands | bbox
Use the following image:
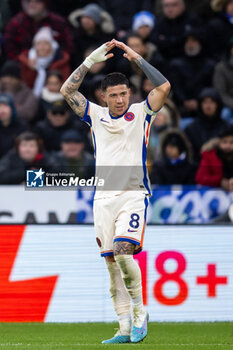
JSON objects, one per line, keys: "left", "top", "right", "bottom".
{"left": 185, "top": 88, "right": 230, "bottom": 162}
{"left": 185, "top": 0, "right": 214, "bottom": 20}
{"left": 4, "top": 0, "right": 73, "bottom": 61}
{"left": 117, "top": 33, "right": 164, "bottom": 93}
{"left": 19, "top": 27, "right": 70, "bottom": 96}
{"left": 0, "top": 94, "right": 27, "bottom": 159}
{"left": 132, "top": 11, "right": 156, "bottom": 43}
{"left": 213, "top": 37, "right": 233, "bottom": 122}
{"left": 208, "top": 0, "right": 233, "bottom": 60}
{"left": 103, "top": 0, "right": 153, "bottom": 36}
{"left": 36, "top": 70, "right": 64, "bottom": 121}
{"left": 69, "top": 3, "right": 115, "bottom": 67}
{"left": 155, "top": 0, "right": 213, "bottom": 19}
{"left": 155, "top": 0, "right": 201, "bottom": 61}
{"left": 0, "top": 60, "right": 38, "bottom": 124}
{"left": 196, "top": 127, "right": 233, "bottom": 190}
{"left": 148, "top": 97, "right": 180, "bottom": 162}
{"left": 0, "top": 131, "right": 56, "bottom": 184}
{"left": 34, "top": 99, "right": 90, "bottom": 152}
{"left": 86, "top": 74, "right": 106, "bottom": 107}
{"left": 169, "top": 28, "right": 215, "bottom": 118}
{"left": 150, "top": 128, "right": 196, "bottom": 184}
{"left": 54, "top": 130, "right": 94, "bottom": 179}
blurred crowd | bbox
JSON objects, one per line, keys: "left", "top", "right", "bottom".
{"left": 0, "top": 0, "right": 233, "bottom": 191}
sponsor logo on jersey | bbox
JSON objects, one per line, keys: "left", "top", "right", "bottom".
{"left": 124, "top": 112, "right": 135, "bottom": 122}
{"left": 100, "top": 118, "right": 109, "bottom": 123}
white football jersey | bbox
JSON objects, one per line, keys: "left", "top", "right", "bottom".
{"left": 81, "top": 98, "right": 156, "bottom": 199}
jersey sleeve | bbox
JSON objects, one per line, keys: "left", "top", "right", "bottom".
{"left": 80, "top": 100, "right": 104, "bottom": 128}
{"left": 79, "top": 100, "right": 92, "bottom": 126}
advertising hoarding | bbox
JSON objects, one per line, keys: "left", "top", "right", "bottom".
{"left": 0, "top": 224, "right": 232, "bottom": 322}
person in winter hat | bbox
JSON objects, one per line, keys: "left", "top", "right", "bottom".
{"left": 19, "top": 27, "right": 70, "bottom": 96}
{"left": 150, "top": 128, "right": 197, "bottom": 184}
{"left": 185, "top": 88, "right": 230, "bottom": 161}
{"left": 169, "top": 28, "right": 215, "bottom": 117}
{"left": 4, "top": 0, "right": 73, "bottom": 60}
{"left": 69, "top": 3, "right": 115, "bottom": 66}
{"left": 132, "top": 11, "right": 156, "bottom": 42}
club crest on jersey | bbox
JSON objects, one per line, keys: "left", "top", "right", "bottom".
{"left": 124, "top": 112, "right": 135, "bottom": 122}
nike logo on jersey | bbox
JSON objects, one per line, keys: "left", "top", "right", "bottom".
{"left": 100, "top": 118, "right": 109, "bottom": 123}
{"left": 128, "top": 229, "right": 137, "bottom": 232}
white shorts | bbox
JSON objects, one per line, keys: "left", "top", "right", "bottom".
{"left": 93, "top": 191, "right": 149, "bottom": 257}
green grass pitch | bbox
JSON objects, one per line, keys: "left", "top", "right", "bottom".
{"left": 0, "top": 322, "right": 232, "bottom": 350}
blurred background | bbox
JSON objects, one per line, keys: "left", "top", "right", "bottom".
{"left": 0, "top": 0, "right": 233, "bottom": 224}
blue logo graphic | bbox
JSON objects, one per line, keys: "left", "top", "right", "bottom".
{"left": 26, "top": 168, "right": 45, "bottom": 187}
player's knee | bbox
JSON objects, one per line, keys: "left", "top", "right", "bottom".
{"left": 105, "top": 255, "right": 115, "bottom": 262}
{"left": 114, "top": 254, "right": 133, "bottom": 267}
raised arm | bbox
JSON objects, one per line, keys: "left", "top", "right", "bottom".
{"left": 60, "top": 64, "right": 89, "bottom": 117}
{"left": 60, "top": 41, "right": 115, "bottom": 117}
{"left": 114, "top": 39, "right": 171, "bottom": 112}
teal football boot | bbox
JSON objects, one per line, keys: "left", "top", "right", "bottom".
{"left": 130, "top": 311, "right": 149, "bottom": 343}
{"left": 102, "top": 330, "right": 130, "bottom": 344}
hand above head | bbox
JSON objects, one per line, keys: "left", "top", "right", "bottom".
{"left": 112, "top": 39, "right": 140, "bottom": 62}
{"left": 83, "top": 40, "right": 116, "bottom": 69}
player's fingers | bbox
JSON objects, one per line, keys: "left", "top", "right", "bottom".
{"left": 106, "top": 39, "right": 116, "bottom": 46}
{"left": 114, "top": 40, "right": 126, "bottom": 50}
{"left": 105, "top": 53, "right": 114, "bottom": 60}
{"left": 123, "top": 53, "right": 129, "bottom": 59}
{"left": 106, "top": 43, "right": 115, "bottom": 52}
{"left": 105, "top": 40, "right": 114, "bottom": 46}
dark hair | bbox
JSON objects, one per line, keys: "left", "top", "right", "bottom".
{"left": 219, "top": 126, "right": 233, "bottom": 138}
{"left": 126, "top": 32, "right": 145, "bottom": 44}
{"left": 0, "top": 60, "right": 21, "bottom": 79}
{"left": 101, "top": 72, "right": 129, "bottom": 91}
{"left": 46, "top": 70, "right": 63, "bottom": 82}
{"left": 15, "top": 132, "right": 43, "bottom": 152}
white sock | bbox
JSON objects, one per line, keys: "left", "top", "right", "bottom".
{"left": 118, "top": 314, "right": 131, "bottom": 335}
{"left": 114, "top": 254, "right": 146, "bottom": 323}
{"left": 106, "top": 261, "right": 131, "bottom": 335}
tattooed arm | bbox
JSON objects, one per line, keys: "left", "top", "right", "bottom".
{"left": 60, "top": 64, "right": 88, "bottom": 117}
{"left": 60, "top": 41, "right": 115, "bottom": 117}
{"left": 114, "top": 39, "right": 171, "bottom": 112}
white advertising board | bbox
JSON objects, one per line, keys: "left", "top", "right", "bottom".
{"left": 0, "top": 186, "right": 79, "bottom": 223}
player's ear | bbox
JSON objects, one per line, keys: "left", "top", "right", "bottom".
{"left": 101, "top": 92, "right": 106, "bottom": 103}
{"left": 128, "top": 88, "right": 131, "bottom": 96}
